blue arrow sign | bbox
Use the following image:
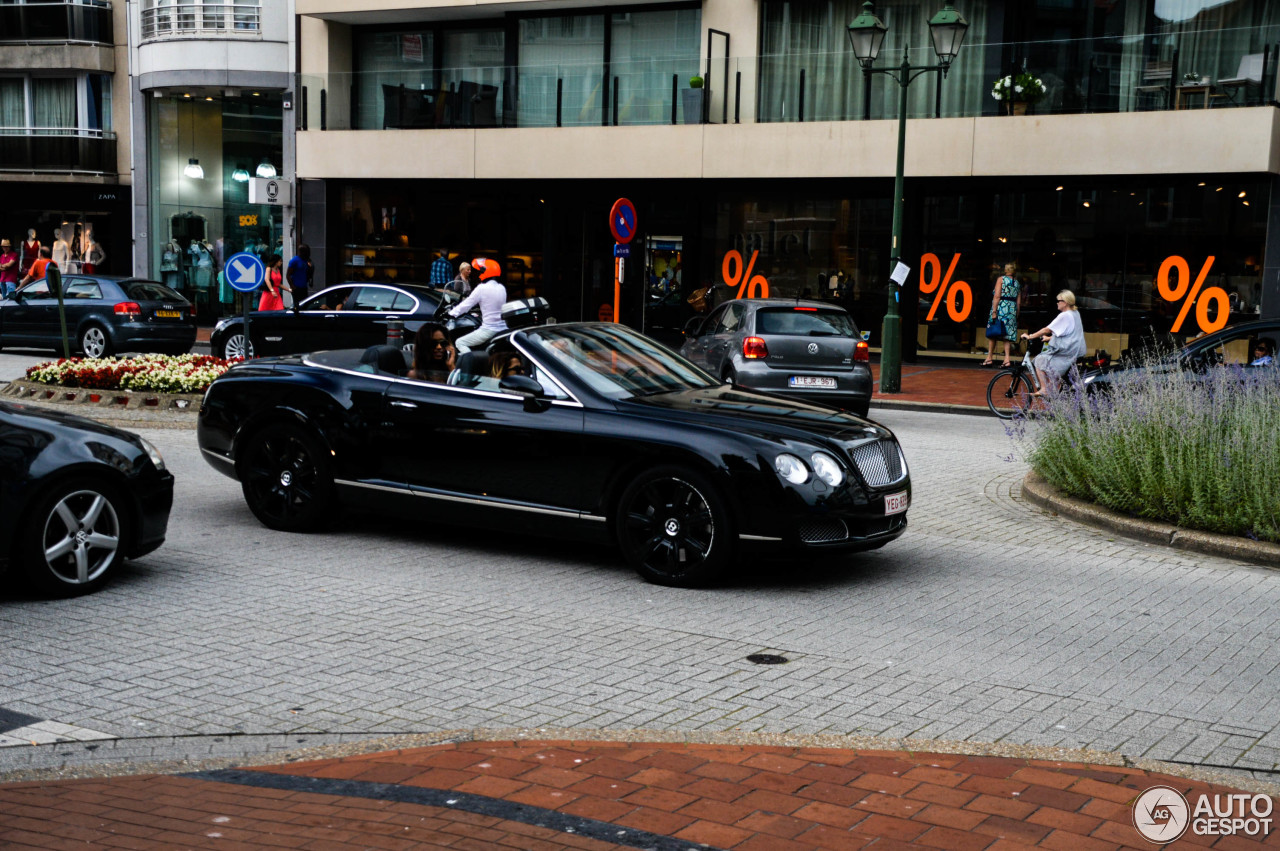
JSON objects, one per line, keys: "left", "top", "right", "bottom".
{"left": 225, "top": 252, "right": 265, "bottom": 293}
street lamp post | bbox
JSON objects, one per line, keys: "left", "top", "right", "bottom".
{"left": 848, "top": 2, "right": 968, "bottom": 393}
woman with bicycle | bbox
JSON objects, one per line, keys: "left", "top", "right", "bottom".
{"left": 1021, "top": 290, "right": 1086, "bottom": 395}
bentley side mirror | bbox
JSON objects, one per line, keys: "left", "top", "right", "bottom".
{"left": 499, "top": 374, "right": 550, "bottom": 412}
{"left": 683, "top": 317, "right": 703, "bottom": 337}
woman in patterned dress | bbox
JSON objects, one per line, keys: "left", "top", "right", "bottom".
{"left": 983, "top": 263, "right": 1022, "bottom": 367}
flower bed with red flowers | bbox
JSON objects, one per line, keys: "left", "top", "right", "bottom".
{"left": 24, "top": 354, "right": 238, "bottom": 394}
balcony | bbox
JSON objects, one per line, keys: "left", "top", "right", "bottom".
{"left": 0, "top": 129, "right": 117, "bottom": 173}
{"left": 140, "top": 1, "right": 260, "bottom": 42}
{"left": 0, "top": 1, "right": 112, "bottom": 44}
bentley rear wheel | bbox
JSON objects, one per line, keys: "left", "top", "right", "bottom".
{"left": 239, "top": 424, "right": 333, "bottom": 532}
{"left": 616, "top": 466, "right": 732, "bottom": 587}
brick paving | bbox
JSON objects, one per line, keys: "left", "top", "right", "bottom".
{"left": 870, "top": 362, "right": 992, "bottom": 411}
{"left": 3, "top": 741, "right": 1277, "bottom": 849}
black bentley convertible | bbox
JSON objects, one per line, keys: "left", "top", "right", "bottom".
{"left": 197, "top": 323, "right": 911, "bottom": 586}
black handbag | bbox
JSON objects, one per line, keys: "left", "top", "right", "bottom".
{"left": 985, "top": 318, "right": 1006, "bottom": 338}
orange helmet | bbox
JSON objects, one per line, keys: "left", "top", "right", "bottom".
{"left": 472, "top": 257, "right": 501, "bottom": 281}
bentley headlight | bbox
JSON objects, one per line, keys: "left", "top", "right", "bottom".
{"left": 811, "top": 452, "right": 844, "bottom": 487}
{"left": 138, "top": 437, "right": 166, "bottom": 472}
{"left": 774, "top": 453, "right": 809, "bottom": 484}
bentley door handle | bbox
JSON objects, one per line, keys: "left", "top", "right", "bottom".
{"left": 390, "top": 400, "right": 418, "bottom": 409}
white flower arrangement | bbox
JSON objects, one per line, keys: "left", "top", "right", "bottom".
{"left": 991, "top": 72, "right": 1046, "bottom": 104}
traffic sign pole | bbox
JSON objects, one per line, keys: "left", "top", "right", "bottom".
{"left": 224, "top": 252, "right": 266, "bottom": 359}
{"left": 608, "top": 199, "right": 637, "bottom": 324}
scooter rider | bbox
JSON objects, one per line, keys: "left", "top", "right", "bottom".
{"left": 449, "top": 257, "right": 508, "bottom": 353}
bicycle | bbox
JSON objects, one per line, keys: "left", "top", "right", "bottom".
{"left": 986, "top": 340, "right": 1043, "bottom": 419}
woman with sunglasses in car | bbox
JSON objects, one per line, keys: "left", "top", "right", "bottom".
{"left": 408, "top": 323, "right": 456, "bottom": 382}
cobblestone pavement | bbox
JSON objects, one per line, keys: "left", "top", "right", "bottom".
{"left": 1, "top": 408, "right": 1278, "bottom": 782}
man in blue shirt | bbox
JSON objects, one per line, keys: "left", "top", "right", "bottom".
{"left": 286, "top": 244, "right": 313, "bottom": 305}
{"left": 430, "top": 249, "right": 453, "bottom": 287}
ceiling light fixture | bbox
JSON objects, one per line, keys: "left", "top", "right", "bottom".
{"left": 232, "top": 165, "right": 250, "bottom": 182}
{"left": 184, "top": 157, "right": 204, "bottom": 179}
{"left": 255, "top": 158, "right": 277, "bottom": 179}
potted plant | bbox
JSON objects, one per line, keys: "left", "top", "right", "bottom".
{"left": 682, "top": 74, "right": 705, "bottom": 124}
{"left": 991, "top": 72, "right": 1046, "bottom": 115}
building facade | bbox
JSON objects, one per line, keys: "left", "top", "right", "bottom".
{"left": 295, "top": 0, "right": 1280, "bottom": 358}
{"left": 127, "top": 0, "right": 294, "bottom": 320}
{"left": 0, "top": 0, "right": 128, "bottom": 280}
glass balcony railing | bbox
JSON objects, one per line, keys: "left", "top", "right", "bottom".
{"left": 0, "top": 1, "right": 112, "bottom": 44}
{"left": 0, "top": 129, "right": 117, "bottom": 173}
{"left": 140, "top": 1, "right": 260, "bottom": 41}
{"left": 300, "top": 28, "right": 1280, "bottom": 131}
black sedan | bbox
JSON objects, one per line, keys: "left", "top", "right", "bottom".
{"left": 197, "top": 323, "right": 911, "bottom": 587}
{"left": 0, "top": 275, "right": 196, "bottom": 357}
{"left": 209, "top": 283, "right": 477, "bottom": 360}
{"left": 0, "top": 400, "right": 174, "bottom": 595}
{"left": 1082, "top": 318, "right": 1280, "bottom": 392}
{"left": 680, "top": 299, "right": 873, "bottom": 417}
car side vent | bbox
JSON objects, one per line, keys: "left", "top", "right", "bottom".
{"left": 850, "top": 440, "right": 905, "bottom": 487}
{"left": 799, "top": 518, "right": 849, "bottom": 543}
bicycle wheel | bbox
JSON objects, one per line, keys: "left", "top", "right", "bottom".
{"left": 987, "top": 369, "right": 1032, "bottom": 418}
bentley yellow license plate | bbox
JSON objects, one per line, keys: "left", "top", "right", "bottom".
{"left": 155, "top": 310, "right": 182, "bottom": 318}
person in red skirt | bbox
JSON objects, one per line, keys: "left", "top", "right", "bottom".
{"left": 257, "top": 254, "right": 290, "bottom": 311}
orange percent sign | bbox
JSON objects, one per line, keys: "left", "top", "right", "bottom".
{"left": 722, "top": 249, "right": 770, "bottom": 299}
{"left": 1157, "top": 255, "right": 1229, "bottom": 334}
{"left": 919, "top": 252, "right": 972, "bottom": 322}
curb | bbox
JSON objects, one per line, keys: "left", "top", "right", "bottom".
{"left": 871, "top": 398, "right": 990, "bottom": 417}
{"left": 1022, "top": 470, "right": 1280, "bottom": 568}
{"left": 0, "top": 379, "right": 202, "bottom": 413}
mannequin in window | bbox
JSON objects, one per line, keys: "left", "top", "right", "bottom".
{"left": 83, "top": 238, "right": 105, "bottom": 274}
{"left": 51, "top": 228, "right": 71, "bottom": 270}
{"left": 160, "top": 240, "right": 184, "bottom": 291}
{"left": 191, "top": 239, "right": 214, "bottom": 290}
{"left": 20, "top": 229, "right": 40, "bottom": 277}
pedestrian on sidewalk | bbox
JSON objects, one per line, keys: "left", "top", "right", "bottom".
{"left": 430, "top": 248, "right": 454, "bottom": 288}
{"left": 257, "top": 255, "right": 290, "bottom": 312}
{"left": 19, "top": 246, "right": 53, "bottom": 286}
{"left": 446, "top": 261, "right": 472, "bottom": 297}
{"left": 287, "top": 244, "right": 313, "bottom": 305}
{"left": 983, "top": 262, "right": 1021, "bottom": 367}
{"left": 0, "top": 239, "right": 19, "bottom": 296}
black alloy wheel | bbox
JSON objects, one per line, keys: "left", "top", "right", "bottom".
{"left": 21, "top": 478, "right": 129, "bottom": 596}
{"left": 987, "top": 369, "right": 1032, "bottom": 419}
{"left": 616, "top": 466, "right": 732, "bottom": 587}
{"left": 239, "top": 424, "right": 333, "bottom": 532}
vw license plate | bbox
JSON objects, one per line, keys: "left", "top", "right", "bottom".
{"left": 884, "top": 491, "right": 909, "bottom": 515}
{"left": 789, "top": 376, "right": 836, "bottom": 388}
{"left": 154, "top": 309, "right": 182, "bottom": 318}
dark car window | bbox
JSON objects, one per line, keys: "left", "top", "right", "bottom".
{"left": 65, "top": 281, "right": 103, "bottom": 300}
{"left": 17, "top": 281, "right": 51, "bottom": 298}
{"left": 697, "top": 304, "right": 729, "bottom": 337}
{"left": 350, "top": 287, "right": 406, "bottom": 312}
{"left": 125, "top": 281, "right": 184, "bottom": 301}
{"left": 527, "top": 324, "right": 717, "bottom": 400}
{"left": 301, "top": 288, "right": 351, "bottom": 311}
{"left": 713, "top": 302, "right": 745, "bottom": 334}
{"left": 756, "top": 307, "right": 858, "bottom": 338}
{"left": 390, "top": 291, "right": 415, "bottom": 311}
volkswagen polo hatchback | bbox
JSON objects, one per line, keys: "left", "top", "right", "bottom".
{"left": 680, "top": 299, "right": 873, "bottom": 416}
